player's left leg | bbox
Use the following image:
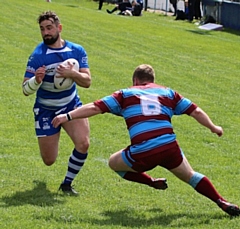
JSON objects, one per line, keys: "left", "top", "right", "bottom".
{"left": 58, "top": 118, "right": 90, "bottom": 195}
{"left": 170, "top": 155, "right": 240, "bottom": 216}
{"left": 108, "top": 150, "right": 167, "bottom": 190}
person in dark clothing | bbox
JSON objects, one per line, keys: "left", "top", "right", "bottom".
{"left": 98, "top": 0, "right": 104, "bottom": 10}
{"left": 187, "top": 0, "right": 195, "bottom": 22}
{"left": 106, "top": 0, "right": 132, "bottom": 14}
{"left": 132, "top": 0, "right": 142, "bottom": 15}
{"left": 170, "top": 0, "right": 177, "bottom": 16}
{"left": 194, "top": 0, "right": 202, "bottom": 20}
{"left": 137, "top": 0, "right": 143, "bottom": 11}
{"left": 125, "top": 0, "right": 142, "bottom": 16}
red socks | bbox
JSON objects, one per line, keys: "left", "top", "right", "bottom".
{"left": 194, "top": 176, "right": 225, "bottom": 202}
{"left": 123, "top": 171, "right": 154, "bottom": 186}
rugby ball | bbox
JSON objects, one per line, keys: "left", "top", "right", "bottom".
{"left": 54, "top": 58, "right": 79, "bottom": 89}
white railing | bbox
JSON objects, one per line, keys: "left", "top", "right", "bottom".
{"left": 146, "top": 0, "right": 185, "bottom": 12}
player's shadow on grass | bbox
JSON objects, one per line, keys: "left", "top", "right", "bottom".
{"left": 91, "top": 208, "right": 227, "bottom": 227}
{"left": 65, "top": 5, "right": 79, "bottom": 8}
{"left": 0, "top": 180, "right": 65, "bottom": 207}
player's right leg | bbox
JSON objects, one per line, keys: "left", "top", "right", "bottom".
{"left": 109, "top": 149, "right": 136, "bottom": 172}
{"left": 38, "top": 133, "right": 60, "bottom": 166}
{"left": 34, "top": 104, "right": 61, "bottom": 166}
{"left": 108, "top": 149, "right": 167, "bottom": 190}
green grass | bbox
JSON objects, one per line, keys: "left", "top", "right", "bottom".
{"left": 0, "top": 0, "right": 240, "bottom": 228}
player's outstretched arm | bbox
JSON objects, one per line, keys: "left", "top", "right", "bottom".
{"left": 52, "top": 102, "right": 102, "bottom": 128}
{"left": 190, "top": 107, "right": 223, "bottom": 137}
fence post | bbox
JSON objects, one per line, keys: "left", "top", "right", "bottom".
{"left": 166, "top": 0, "right": 168, "bottom": 15}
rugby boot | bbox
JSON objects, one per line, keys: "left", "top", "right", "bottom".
{"left": 58, "top": 183, "right": 78, "bottom": 195}
{"left": 217, "top": 199, "right": 240, "bottom": 217}
{"left": 152, "top": 178, "right": 168, "bottom": 190}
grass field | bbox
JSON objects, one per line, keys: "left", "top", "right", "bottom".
{"left": 0, "top": 0, "right": 240, "bottom": 228}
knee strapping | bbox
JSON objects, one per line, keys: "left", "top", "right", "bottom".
{"left": 189, "top": 172, "right": 204, "bottom": 188}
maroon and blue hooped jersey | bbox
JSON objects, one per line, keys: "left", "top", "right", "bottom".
{"left": 94, "top": 83, "right": 197, "bottom": 157}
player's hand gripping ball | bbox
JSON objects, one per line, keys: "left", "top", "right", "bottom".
{"left": 54, "top": 58, "right": 79, "bottom": 89}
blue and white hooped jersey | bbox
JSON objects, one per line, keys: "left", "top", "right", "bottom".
{"left": 24, "top": 40, "right": 89, "bottom": 109}
{"left": 94, "top": 83, "right": 197, "bottom": 154}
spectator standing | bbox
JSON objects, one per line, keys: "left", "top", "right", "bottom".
{"left": 98, "top": 0, "right": 104, "bottom": 10}
{"left": 187, "top": 0, "right": 195, "bottom": 22}
{"left": 170, "top": 0, "right": 177, "bottom": 16}
{"left": 194, "top": 0, "right": 202, "bottom": 20}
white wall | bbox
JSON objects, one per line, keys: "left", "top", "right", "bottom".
{"left": 147, "top": 0, "right": 185, "bottom": 11}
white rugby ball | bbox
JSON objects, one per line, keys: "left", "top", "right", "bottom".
{"left": 54, "top": 58, "right": 79, "bottom": 89}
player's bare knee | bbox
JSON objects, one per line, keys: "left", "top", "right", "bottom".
{"left": 42, "top": 158, "right": 55, "bottom": 166}
{"left": 82, "top": 140, "right": 90, "bottom": 151}
{"left": 108, "top": 156, "right": 116, "bottom": 171}
{"left": 75, "top": 140, "right": 89, "bottom": 153}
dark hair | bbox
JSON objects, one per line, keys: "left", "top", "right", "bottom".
{"left": 37, "top": 11, "right": 60, "bottom": 25}
{"left": 132, "top": 64, "right": 155, "bottom": 83}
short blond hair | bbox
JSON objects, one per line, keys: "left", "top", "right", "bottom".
{"left": 132, "top": 64, "right": 155, "bottom": 83}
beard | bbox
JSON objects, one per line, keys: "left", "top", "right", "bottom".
{"left": 43, "top": 33, "right": 59, "bottom": 45}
